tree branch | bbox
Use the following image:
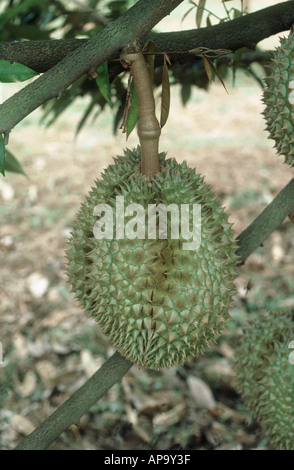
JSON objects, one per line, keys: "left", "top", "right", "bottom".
{"left": 236, "top": 177, "right": 294, "bottom": 265}
{"left": 147, "top": 0, "right": 294, "bottom": 55}
{"left": 1, "top": 1, "right": 293, "bottom": 73}
{"left": 13, "top": 177, "right": 294, "bottom": 450}
{"left": 0, "top": 0, "right": 184, "bottom": 136}
{"left": 14, "top": 351, "right": 133, "bottom": 450}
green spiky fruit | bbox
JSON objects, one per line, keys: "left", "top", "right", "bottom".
{"left": 234, "top": 311, "right": 294, "bottom": 450}
{"left": 66, "top": 147, "right": 238, "bottom": 369}
{"left": 263, "top": 33, "right": 294, "bottom": 167}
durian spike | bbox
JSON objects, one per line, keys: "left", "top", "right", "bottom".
{"left": 121, "top": 50, "right": 161, "bottom": 176}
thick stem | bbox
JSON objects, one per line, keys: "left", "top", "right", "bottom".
{"left": 122, "top": 51, "right": 161, "bottom": 176}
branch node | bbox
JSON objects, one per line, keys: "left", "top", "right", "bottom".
{"left": 88, "top": 68, "right": 99, "bottom": 80}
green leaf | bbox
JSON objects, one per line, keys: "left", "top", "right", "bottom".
{"left": 4, "top": 150, "right": 26, "bottom": 176}
{"left": 232, "top": 47, "right": 247, "bottom": 86}
{"left": 202, "top": 55, "right": 213, "bottom": 83}
{"left": 181, "top": 6, "right": 194, "bottom": 23}
{"left": 0, "top": 0, "right": 43, "bottom": 24}
{"left": 113, "top": 101, "right": 125, "bottom": 135}
{"left": 0, "top": 60, "right": 38, "bottom": 83}
{"left": 126, "top": 80, "right": 138, "bottom": 139}
{"left": 96, "top": 61, "right": 112, "bottom": 106}
{"left": 0, "top": 134, "right": 5, "bottom": 176}
{"left": 181, "top": 84, "right": 191, "bottom": 106}
{"left": 232, "top": 8, "right": 242, "bottom": 19}
{"left": 75, "top": 98, "right": 96, "bottom": 136}
{"left": 196, "top": 0, "right": 206, "bottom": 28}
{"left": 7, "top": 24, "right": 51, "bottom": 41}
{"left": 204, "top": 55, "right": 228, "bottom": 93}
{"left": 41, "top": 75, "right": 86, "bottom": 127}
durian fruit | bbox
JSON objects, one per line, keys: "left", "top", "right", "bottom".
{"left": 234, "top": 311, "right": 294, "bottom": 450}
{"left": 262, "top": 32, "right": 294, "bottom": 167}
{"left": 66, "top": 147, "right": 238, "bottom": 370}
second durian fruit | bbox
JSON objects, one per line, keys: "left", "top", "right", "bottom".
{"left": 67, "top": 147, "right": 238, "bottom": 369}
{"left": 263, "top": 32, "right": 294, "bottom": 167}
{"left": 234, "top": 311, "right": 294, "bottom": 450}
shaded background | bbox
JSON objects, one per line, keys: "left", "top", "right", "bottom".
{"left": 0, "top": 0, "right": 293, "bottom": 450}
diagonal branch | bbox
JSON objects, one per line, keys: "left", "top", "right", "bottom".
{"left": 0, "top": 0, "right": 183, "bottom": 136}
{"left": 14, "top": 351, "right": 133, "bottom": 450}
{"left": 236, "top": 177, "right": 294, "bottom": 265}
{"left": 13, "top": 177, "right": 294, "bottom": 450}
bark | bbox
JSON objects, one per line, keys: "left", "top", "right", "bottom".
{"left": 0, "top": 1, "right": 293, "bottom": 73}
{"left": 147, "top": 0, "right": 294, "bottom": 53}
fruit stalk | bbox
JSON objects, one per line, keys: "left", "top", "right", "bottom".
{"left": 121, "top": 50, "right": 161, "bottom": 175}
